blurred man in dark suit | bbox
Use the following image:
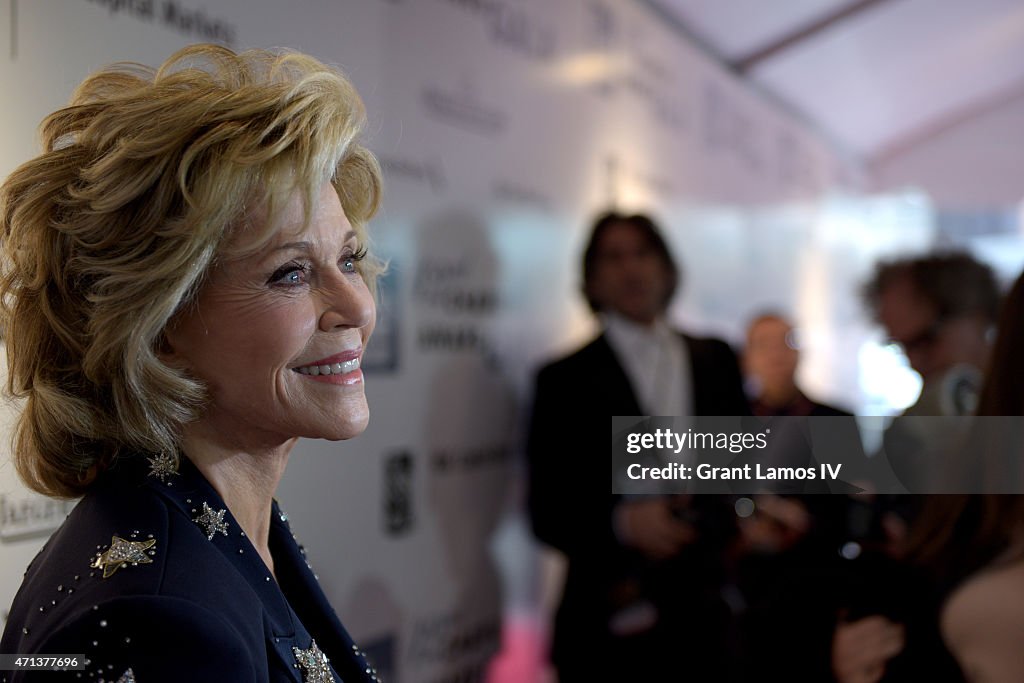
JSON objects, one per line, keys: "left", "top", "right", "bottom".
{"left": 527, "top": 212, "right": 749, "bottom": 681}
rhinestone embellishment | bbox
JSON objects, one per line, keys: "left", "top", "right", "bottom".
{"left": 90, "top": 537, "right": 156, "bottom": 579}
{"left": 293, "top": 639, "right": 335, "bottom": 683}
{"left": 193, "top": 502, "right": 229, "bottom": 541}
{"left": 146, "top": 452, "right": 178, "bottom": 483}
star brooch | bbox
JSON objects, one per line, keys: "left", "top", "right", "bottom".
{"left": 147, "top": 452, "right": 178, "bottom": 483}
{"left": 193, "top": 502, "right": 229, "bottom": 541}
{"left": 90, "top": 536, "right": 156, "bottom": 578}
{"left": 293, "top": 639, "right": 336, "bottom": 683}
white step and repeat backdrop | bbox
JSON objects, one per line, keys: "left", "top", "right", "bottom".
{"left": 0, "top": 2, "right": 933, "bottom": 681}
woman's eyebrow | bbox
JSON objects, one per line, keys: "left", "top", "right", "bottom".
{"left": 273, "top": 231, "right": 358, "bottom": 253}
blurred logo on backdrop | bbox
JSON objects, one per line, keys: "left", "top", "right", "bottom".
{"left": 363, "top": 268, "right": 400, "bottom": 374}
{"left": 81, "top": 0, "right": 238, "bottom": 45}
{"left": 421, "top": 81, "right": 506, "bottom": 137}
{"left": 0, "top": 493, "right": 76, "bottom": 543}
{"left": 379, "top": 156, "right": 447, "bottom": 195}
{"left": 438, "top": 0, "right": 557, "bottom": 61}
{"left": 407, "top": 609, "right": 501, "bottom": 683}
{"left": 384, "top": 451, "right": 415, "bottom": 536}
{"left": 412, "top": 211, "right": 500, "bottom": 364}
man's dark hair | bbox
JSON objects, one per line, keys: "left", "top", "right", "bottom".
{"left": 580, "top": 211, "right": 680, "bottom": 313}
{"left": 863, "top": 252, "right": 1000, "bottom": 323}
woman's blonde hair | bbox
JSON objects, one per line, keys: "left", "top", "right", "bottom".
{"left": 0, "top": 44, "right": 383, "bottom": 498}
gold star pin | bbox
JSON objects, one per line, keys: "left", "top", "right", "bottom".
{"left": 293, "top": 639, "right": 335, "bottom": 683}
{"left": 90, "top": 536, "right": 156, "bottom": 579}
{"left": 193, "top": 502, "right": 229, "bottom": 541}
{"left": 147, "top": 452, "right": 178, "bottom": 483}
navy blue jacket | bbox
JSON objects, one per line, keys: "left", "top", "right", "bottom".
{"left": 0, "top": 456, "right": 379, "bottom": 682}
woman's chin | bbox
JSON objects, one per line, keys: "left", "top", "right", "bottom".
{"left": 318, "top": 405, "right": 370, "bottom": 442}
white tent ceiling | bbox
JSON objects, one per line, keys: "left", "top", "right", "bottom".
{"left": 650, "top": 0, "right": 1024, "bottom": 165}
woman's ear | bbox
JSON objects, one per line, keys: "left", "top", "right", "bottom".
{"left": 158, "top": 297, "right": 204, "bottom": 369}
{"left": 156, "top": 329, "right": 188, "bottom": 369}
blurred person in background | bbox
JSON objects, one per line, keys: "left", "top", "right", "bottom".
{"left": 738, "top": 315, "right": 903, "bottom": 682}
{"left": 808, "top": 252, "right": 1003, "bottom": 683}
{"left": 861, "top": 252, "right": 999, "bottom": 506}
{"left": 527, "top": 211, "right": 749, "bottom": 681}
{"left": 910, "top": 268, "right": 1024, "bottom": 683}
{"left": 743, "top": 312, "right": 852, "bottom": 418}
{"left": 864, "top": 253, "right": 999, "bottom": 417}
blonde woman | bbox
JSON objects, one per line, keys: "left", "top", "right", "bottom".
{"left": 0, "top": 45, "right": 383, "bottom": 682}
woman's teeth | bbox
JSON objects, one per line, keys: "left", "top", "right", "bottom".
{"left": 295, "top": 358, "right": 360, "bottom": 376}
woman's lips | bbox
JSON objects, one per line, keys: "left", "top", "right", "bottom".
{"left": 293, "top": 350, "right": 363, "bottom": 384}
{"left": 296, "top": 348, "right": 362, "bottom": 367}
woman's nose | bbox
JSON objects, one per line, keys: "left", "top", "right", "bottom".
{"left": 318, "top": 271, "right": 375, "bottom": 333}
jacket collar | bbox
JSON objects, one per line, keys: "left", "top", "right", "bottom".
{"left": 141, "top": 454, "right": 297, "bottom": 637}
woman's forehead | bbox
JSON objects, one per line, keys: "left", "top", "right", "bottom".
{"left": 224, "top": 182, "right": 352, "bottom": 255}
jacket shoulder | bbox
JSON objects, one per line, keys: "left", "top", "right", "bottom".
{"left": 16, "top": 478, "right": 173, "bottom": 609}
{"left": 1, "top": 474, "right": 259, "bottom": 679}
{"left": 682, "top": 333, "right": 738, "bottom": 358}
{"left": 536, "top": 336, "right": 612, "bottom": 380}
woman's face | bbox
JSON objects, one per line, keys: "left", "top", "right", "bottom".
{"left": 165, "top": 181, "right": 375, "bottom": 450}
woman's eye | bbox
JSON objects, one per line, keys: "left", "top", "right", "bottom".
{"left": 341, "top": 246, "right": 367, "bottom": 274}
{"left": 269, "top": 263, "right": 310, "bottom": 286}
